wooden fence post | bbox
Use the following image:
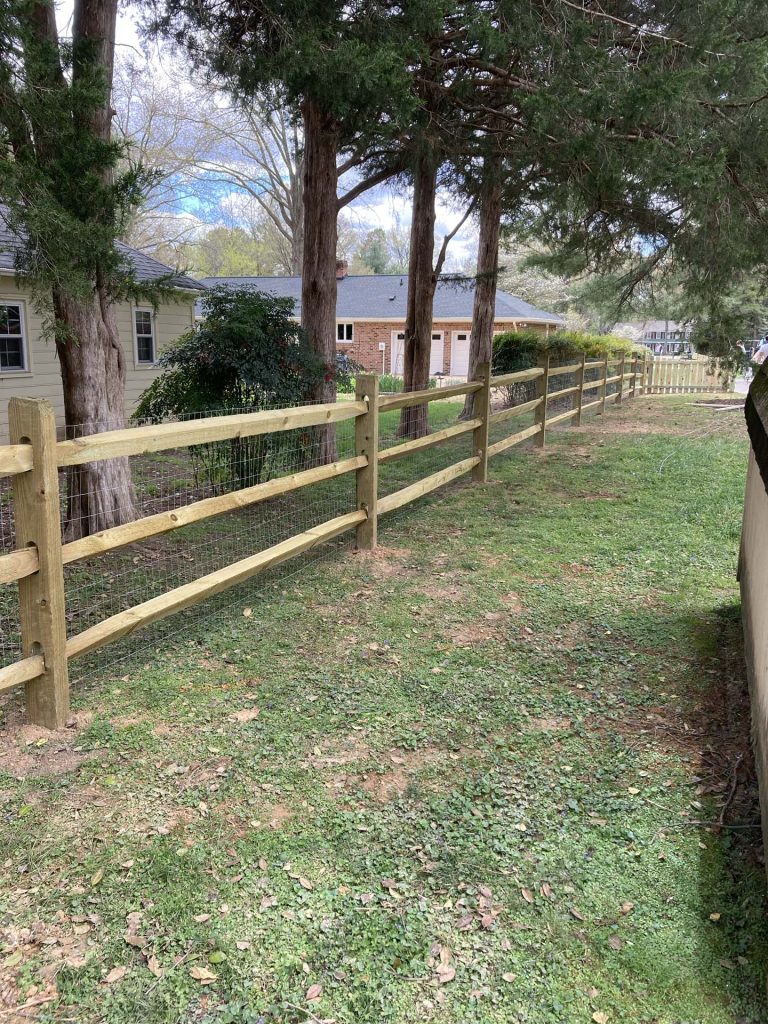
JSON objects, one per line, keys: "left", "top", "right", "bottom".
{"left": 630, "top": 355, "right": 638, "bottom": 399}
{"left": 615, "top": 354, "right": 626, "bottom": 405}
{"left": 471, "top": 361, "right": 491, "bottom": 484}
{"left": 643, "top": 354, "right": 651, "bottom": 395}
{"left": 535, "top": 354, "right": 550, "bottom": 447}
{"left": 575, "top": 352, "right": 586, "bottom": 425}
{"left": 355, "top": 374, "right": 379, "bottom": 550}
{"left": 9, "top": 398, "right": 69, "bottom": 728}
{"left": 600, "top": 358, "right": 608, "bottom": 416}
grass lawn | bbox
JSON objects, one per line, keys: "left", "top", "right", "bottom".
{"left": 1, "top": 394, "right": 766, "bottom": 1023}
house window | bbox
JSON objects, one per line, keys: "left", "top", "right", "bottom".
{"left": 134, "top": 308, "right": 156, "bottom": 364}
{"left": 0, "top": 302, "right": 27, "bottom": 372}
{"left": 336, "top": 322, "right": 354, "bottom": 344}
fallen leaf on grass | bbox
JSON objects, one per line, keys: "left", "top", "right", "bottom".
{"left": 236, "top": 941, "right": 251, "bottom": 951}
{"left": 620, "top": 902, "right": 634, "bottom": 915}
{"left": 305, "top": 984, "right": 323, "bottom": 1002}
{"left": 709, "top": 912, "right": 721, "bottom": 922}
{"left": 193, "top": 913, "right": 211, "bottom": 923}
{"left": 436, "top": 964, "right": 456, "bottom": 984}
{"left": 608, "top": 935, "right": 622, "bottom": 950}
{"left": 298, "top": 877, "right": 313, "bottom": 891}
{"left": 146, "top": 954, "right": 163, "bottom": 978}
{"left": 190, "top": 965, "right": 217, "bottom": 984}
{"left": 569, "top": 907, "right": 585, "bottom": 921}
{"left": 104, "top": 966, "right": 128, "bottom": 984}
{"left": 520, "top": 888, "right": 534, "bottom": 904}
{"left": 592, "top": 1013, "right": 609, "bottom": 1024}
{"left": 230, "top": 708, "right": 260, "bottom": 723}
{"left": 502, "top": 972, "right": 517, "bottom": 983}
{"left": 90, "top": 869, "right": 104, "bottom": 887}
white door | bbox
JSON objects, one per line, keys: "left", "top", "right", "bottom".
{"left": 391, "top": 331, "right": 405, "bottom": 375}
{"left": 430, "top": 332, "right": 444, "bottom": 375}
{"left": 451, "top": 331, "right": 471, "bottom": 377}
{"left": 392, "top": 331, "right": 443, "bottom": 376}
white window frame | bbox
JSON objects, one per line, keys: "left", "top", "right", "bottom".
{"left": 134, "top": 307, "right": 157, "bottom": 366}
{"left": 0, "top": 300, "right": 29, "bottom": 375}
{"left": 336, "top": 322, "right": 354, "bottom": 345}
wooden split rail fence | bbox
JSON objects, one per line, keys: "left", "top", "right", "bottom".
{"left": 0, "top": 350, "right": 714, "bottom": 727}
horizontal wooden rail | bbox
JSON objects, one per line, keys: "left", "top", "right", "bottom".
{"left": 378, "top": 457, "right": 479, "bottom": 516}
{"left": 547, "top": 363, "right": 582, "bottom": 378}
{"left": 581, "top": 398, "right": 603, "bottom": 413}
{"left": 547, "top": 407, "right": 579, "bottom": 427}
{"left": 0, "top": 546, "right": 39, "bottom": 586}
{"left": 378, "top": 381, "right": 482, "bottom": 411}
{"left": 585, "top": 359, "right": 608, "bottom": 367}
{"left": 489, "top": 397, "right": 542, "bottom": 424}
{"left": 56, "top": 402, "right": 367, "bottom": 467}
{"left": 0, "top": 653, "right": 46, "bottom": 694}
{"left": 582, "top": 380, "right": 606, "bottom": 392}
{"left": 378, "top": 419, "right": 480, "bottom": 464}
{"left": 489, "top": 368, "right": 544, "bottom": 388}
{"left": 66, "top": 509, "right": 366, "bottom": 661}
{"left": 487, "top": 423, "right": 542, "bottom": 458}
{"left": 61, "top": 456, "right": 366, "bottom": 565}
{"left": 0, "top": 444, "right": 34, "bottom": 477}
{"left": 604, "top": 374, "right": 622, "bottom": 386}
{"left": 547, "top": 385, "right": 580, "bottom": 401}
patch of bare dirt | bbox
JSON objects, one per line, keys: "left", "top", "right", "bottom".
{"left": 351, "top": 547, "right": 418, "bottom": 579}
{"left": 446, "top": 617, "right": 508, "bottom": 647}
{"left": 417, "top": 583, "right": 468, "bottom": 603}
{"left": 525, "top": 716, "right": 573, "bottom": 732}
{"left": 502, "top": 592, "right": 525, "bottom": 614}
{"left": 0, "top": 710, "right": 97, "bottom": 779}
{"left": 306, "top": 734, "right": 372, "bottom": 770}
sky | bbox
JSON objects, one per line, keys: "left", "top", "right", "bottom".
{"left": 54, "top": 1, "right": 479, "bottom": 271}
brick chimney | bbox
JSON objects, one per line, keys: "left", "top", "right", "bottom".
{"left": 336, "top": 259, "right": 349, "bottom": 280}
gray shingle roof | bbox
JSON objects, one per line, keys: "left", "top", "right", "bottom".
{"left": 197, "top": 274, "right": 563, "bottom": 323}
{"left": 0, "top": 207, "right": 203, "bottom": 292}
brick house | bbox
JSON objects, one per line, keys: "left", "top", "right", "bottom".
{"left": 199, "top": 262, "right": 563, "bottom": 379}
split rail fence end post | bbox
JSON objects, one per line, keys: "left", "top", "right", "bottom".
{"left": 600, "top": 358, "right": 608, "bottom": 416}
{"left": 616, "top": 354, "right": 626, "bottom": 405}
{"left": 535, "top": 354, "right": 549, "bottom": 447}
{"left": 575, "top": 352, "right": 586, "bottom": 425}
{"left": 471, "top": 360, "right": 491, "bottom": 484}
{"left": 630, "top": 355, "right": 638, "bottom": 399}
{"left": 9, "top": 397, "right": 69, "bottom": 729}
{"left": 354, "top": 374, "right": 379, "bottom": 550}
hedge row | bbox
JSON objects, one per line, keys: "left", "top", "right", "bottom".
{"left": 492, "top": 329, "right": 646, "bottom": 376}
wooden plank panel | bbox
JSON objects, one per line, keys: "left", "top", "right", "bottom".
{"left": 547, "top": 363, "right": 582, "bottom": 378}
{"left": 547, "top": 385, "right": 580, "bottom": 401}
{"left": 0, "top": 547, "right": 39, "bottom": 586}
{"left": 0, "top": 444, "right": 34, "bottom": 477}
{"left": 547, "top": 407, "right": 579, "bottom": 427}
{"left": 0, "top": 654, "right": 46, "bottom": 694}
{"left": 57, "top": 402, "right": 367, "bottom": 467}
{"left": 378, "top": 381, "right": 482, "bottom": 411}
{"left": 489, "top": 397, "right": 542, "bottom": 424}
{"left": 61, "top": 456, "right": 366, "bottom": 565}
{"left": 66, "top": 509, "right": 366, "bottom": 661}
{"left": 377, "top": 458, "right": 479, "bottom": 516}
{"left": 378, "top": 418, "right": 480, "bottom": 464}
{"left": 489, "top": 367, "right": 544, "bottom": 388}
{"left": 487, "top": 423, "right": 542, "bottom": 458}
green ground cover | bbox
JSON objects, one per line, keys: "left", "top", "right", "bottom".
{"left": 0, "top": 395, "right": 765, "bottom": 1024}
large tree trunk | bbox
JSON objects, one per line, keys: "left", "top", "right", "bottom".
{"left": 400, "top": 152, "right": 439, "bottom": 439}
{"left": 54, "top": 285, "right": 137, "bottom": 540}
{"left": 461, "top": 179, "right": 502, "bottom": 419}
{"left": 301, "top": 98, "right": 339, "bottom": 463}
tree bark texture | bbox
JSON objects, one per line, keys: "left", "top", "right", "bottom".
{"left": 462, "top": 179, "right": 502, "bottom": 419}
{"left": 400, "top": 152, "right": 439, "bottom": 439}
{"left": 301, "top": 98, "right": 339, "bottom": 463}
{"left": 54, "top": 286, "right": 137, "bottom": 540}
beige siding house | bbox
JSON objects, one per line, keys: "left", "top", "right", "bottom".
{"left": 0, "top": 214, "right": 202, "bottom": 441}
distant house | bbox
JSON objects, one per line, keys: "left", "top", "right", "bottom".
{"left": 0, "top": 210, "right": 203, "bottom": 440}
{"left": 614, "top": 319, "right": 694, "bottom": 356}
{"left": 200, "top": 260, "right": 563, "bottom": 378}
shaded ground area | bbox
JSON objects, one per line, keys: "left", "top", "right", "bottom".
{"left": 1, "top": 395, "right": 766, "bottom": 1023}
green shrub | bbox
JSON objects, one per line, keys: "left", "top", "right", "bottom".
{"left": 492, "top": 330, "right": 645, "bottom": 406}
{"left": 134, "top": 287, "right": 326, "bottom": 491}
